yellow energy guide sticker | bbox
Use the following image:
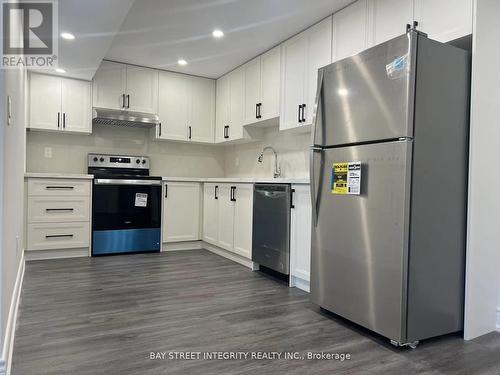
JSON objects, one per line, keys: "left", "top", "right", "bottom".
{"left": 332, "top": 162, "right": 361, "bottom": 195}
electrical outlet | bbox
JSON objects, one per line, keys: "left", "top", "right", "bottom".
{"left": 44, "top": 147, "right": 52, "bottom": 158}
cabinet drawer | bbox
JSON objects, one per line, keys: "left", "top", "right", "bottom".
{"left": 27, "top": 196, "right": 90, "bottom": 223}
{"left": 27, "top": 179, "right": 91, "bottom": 197}
{"left": 27, "top": 222, "right": 90, "bottom": 251}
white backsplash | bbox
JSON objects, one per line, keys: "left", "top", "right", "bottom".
{"left": 26, "top": 125, "right": 225, "bottom": 177}
{"left": 26, "top": 124, "right": 310, "bottom": 178}
{"left": 224, "top": 126, "right": 310, "bottom": 178}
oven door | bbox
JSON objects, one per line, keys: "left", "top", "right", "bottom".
{"left": 92, "top": 179, "right": 162, "bottom": 255}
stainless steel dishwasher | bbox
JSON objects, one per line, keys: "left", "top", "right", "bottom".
{"left": 252, "top": 184, "right": 291, "bottom": 275}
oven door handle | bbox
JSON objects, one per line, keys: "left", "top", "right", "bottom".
{"left": 94, "top": 179, "right": 162, "bottom": 186}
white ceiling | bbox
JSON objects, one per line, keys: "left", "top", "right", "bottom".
{"left": 105, "top": 0, "right": 354, "bottom": 78}
{"left": 35, "top": 0, "right": 134, "bottom": 80}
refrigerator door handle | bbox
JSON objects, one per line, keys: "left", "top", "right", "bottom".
{"left": 310, "top": 147, "right": 323, "bottom": 227}
{"left": 311, "top": 69, "right": 324, "bottom": 146}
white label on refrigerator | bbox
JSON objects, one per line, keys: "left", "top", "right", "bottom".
{"left": 135, "top": 193, "right": 148, "bottom": 207}
{"left": 332, "top": 162, "right": 361, "bottom": 195}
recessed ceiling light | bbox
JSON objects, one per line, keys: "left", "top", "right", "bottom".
{"left": 178, "top": 59, "right": 187, "bottom": 66}
{"left": 55, "top": 68, "right": 66, "bottom": 73}
{"left": 212, "top": 29, "right": 224, "bottom": 38}
{"left": 60, "top": 32, "right": 75, "bottom": 40}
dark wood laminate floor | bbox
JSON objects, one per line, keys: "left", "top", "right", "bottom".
{"left": 11, "top": 250, "right": 500, "bottom": 375}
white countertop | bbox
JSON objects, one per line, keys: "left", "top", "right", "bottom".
{"left": 161, "top": 176, "right": 310, "bottom": 184}
{"left": 24, "top": 173, "right": 309, "bottom": 184}
{"left": 25, "top": 172, "right": 94, "bottom": 180}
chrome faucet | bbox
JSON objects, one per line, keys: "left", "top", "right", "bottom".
{"left": 258, "top": 146, "right": 281, "bottom": 178}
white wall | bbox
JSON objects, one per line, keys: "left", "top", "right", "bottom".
{"left": 464, "top": 0, "right": 500, "bottom": 340}
{"left": 26, "top": 125, "right": 226, "bottom": 177}
{"left": 0, "top": 65, "right": 26, "bottom": 372}
{"left": 224, "top": 126, "right": 310, "bottom": 178}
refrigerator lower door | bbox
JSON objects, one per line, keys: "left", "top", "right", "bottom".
{"left": 310, "top": 140, "right": 412, "bottom": 342}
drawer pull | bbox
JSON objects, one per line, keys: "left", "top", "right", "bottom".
{"left": 45, "top": 234, "right": 74, "bottom": 239}
{"left": 46, "top": 186, "right": 75, "bottom": 190}
{"left": 45, "top": 208, "right": 74, "bottom": 212}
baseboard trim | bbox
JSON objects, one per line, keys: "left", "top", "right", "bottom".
{"left": 25, "top": 248, "right": 88, "bottom": 261}
{"left": 162, "top": 241, "right": 203, "bottom": 251}
{"left": 202, "top": 242, "right": 255, "bottom": 269}
{"left": 0, "top": 251, "right": 25, "bottom": 375}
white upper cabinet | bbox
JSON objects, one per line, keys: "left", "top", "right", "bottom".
{"left": 61, "top": 78, "right": 91, "bottom": 133}
{"left": 332, "top": 0, "right": 369, "bottom": 62}
{"left": 370, "top": 0, "right": 414, "bottom": 46}
{"left": 125, "top": 65, "right": 158, "bottom": 114}
{"left": 92, "top": 61, "right": 126, "bottom": 110}
{"left": 243, "top": 45, "right": 281, "bottom": 125}
{"left": 158, "top": 71, "right": 190, "bottom": 141}
{"left": 305, "top": 17, "right": 333, "bottom": 125}
{"left": 414, "top": 0, "right": 473, "bottom": 42}
{"left": 29, "top": 73, "right": 61, "bottom": 131}
{"left": 163, "top": 182, "right": 201, "bottom": 243}
{"left": 243, "top": 56, "right": 261, "bottom": 125}
{"left": 215, "top": 74, "right": 230, "bottom": 143}
{"left": 280, "top": 16, "right": 332, "bottom": 131}
{"left": 189, "top": 77, "right": 215, "bottom": 143}
{"left": 232, "top": 184, "right": 253, "bottom": 259}
{"left": 29, "top": 73, "right": 91, "bottom": 134}
{"left": 228, "top": 66, "right": 245, "bottom": 140}
{"left": 92, "top": 61, "right": 158, "bottom": 114}
{"left": 157, "top": 72, "right": 215, "bottom": 143}
{"left": 260, "top": 46, "right": 281, "bottom": 121}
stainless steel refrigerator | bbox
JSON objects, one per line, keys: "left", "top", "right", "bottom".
{"left": 310, "top": 30, "right": 470, "bottom": 347}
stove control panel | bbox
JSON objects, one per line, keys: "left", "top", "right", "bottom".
{"left": 88, "top": 154, "right": 150, "bottom": 169}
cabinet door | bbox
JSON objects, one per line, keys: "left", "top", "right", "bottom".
{"left": 163, "top": 182, "right": 201, "bottom": 242}
{"left": 126, "top": 66, "right": 159, "bottom": 114}
{"left": 228, "top": 67, "right": 245, "bottom": 140}
{"left": 190, "top": 77, "right": 215, "bottom": 143}
{"left": 215, "top": 75, "right": 230, "bottom": 143}
{"left": 232, "top": 184, "right": 253, "bottom": 259}
{"left": 260, "top": 46, "right": 281, "bottom": 121}
{"left": 305, "top": 16, "right": 332, "bottom": 125}
{"left": 332, "top": 0, "right": 369, "bottom": 62}
{"left": 370, "top": 0, "right": 414, "bottom": 46}
{"left": 280, "top": 33, "right": 307, "bottom": 131}
{"left": 158, "top": 71, "right": 189, "bottom": 141}
{"left": 414, "top": 0, "right": 472, "bottom": 42}
{"left": 217, "top": 184, "right": 235, "bottom": 251}
{"left": 92, "top": 61, "right": 126, "bottom": 110}
{"left": 243, "top": 56, "right": 261, "bottom": 125}
{"left": 290, "top": 185, "right": 312, "bottom": 283}
{"left": 29, "top": 73, "right": 61, "bottom": 130}
{"left": 202, "top": 183, "right": 219, "bottom": 245}
{"left": 61, "top": 78, "right": 91, "bottom": 133}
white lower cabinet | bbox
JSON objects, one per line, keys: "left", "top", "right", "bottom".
{"left": 202, "top": 183, "right": 219, "bottom": 244}
{"left": 290, "top": 185, "right": 312, "bottom": 290}
{"left": 202, "top": 183, "right": 253, "bottom": 259}
{"left": 26, "top": 178, "right": 92, "bottom": 255}
{"left": 232, "top": 184, "right": 253, "bottom": 258}
{"left": 163, "top": 182, "right": 201, "bottom": 243}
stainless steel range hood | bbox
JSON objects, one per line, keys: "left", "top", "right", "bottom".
{"left": 92, "top": 108, "right": 159, "bottom": 128}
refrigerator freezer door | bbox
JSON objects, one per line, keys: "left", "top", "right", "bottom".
{"left": 310, "top": 140, "right": 412, "bottom": 342}
{"left": 313, "top": 33, "right": 416, "bottom": 147}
